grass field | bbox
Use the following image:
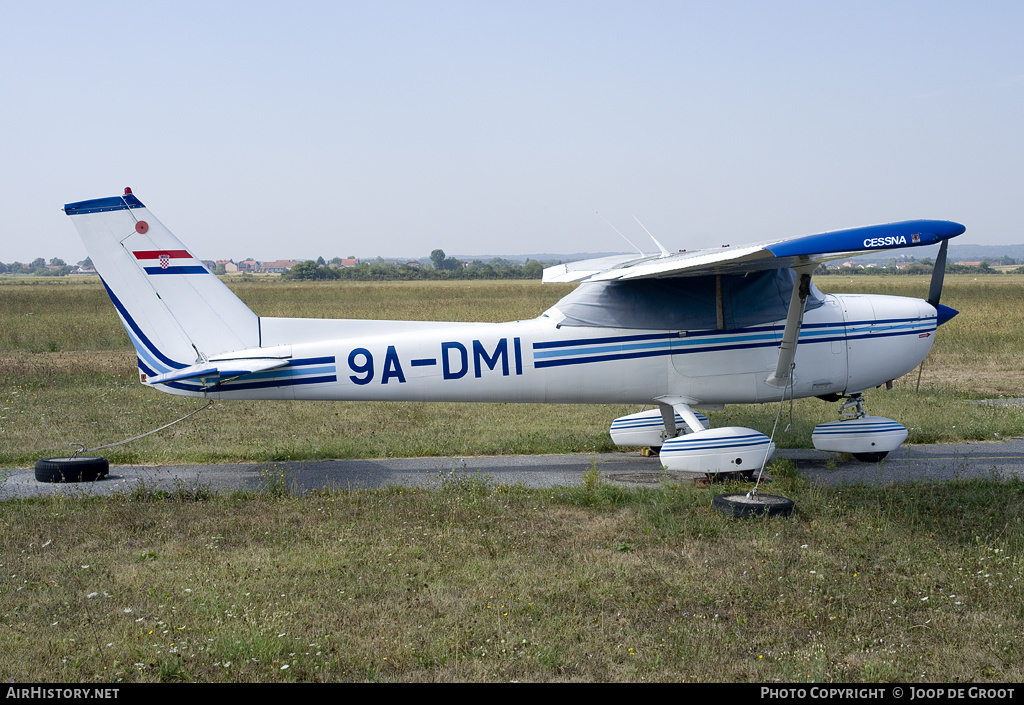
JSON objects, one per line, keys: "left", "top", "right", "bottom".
{"left": 2, "top": 275, "right": 1024, "bottom": 682}
{"left": 1, "top": 468, "right": 1022, "bottom": 682}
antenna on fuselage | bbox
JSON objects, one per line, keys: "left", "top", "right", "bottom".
{"left": 597, "top": 212, "right": 644, "bottom": 256}
{"left": 633, "top": 216, "right": 671, "bottom": 258}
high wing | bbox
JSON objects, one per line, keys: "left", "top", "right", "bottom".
{"left": 543, "top": 219, "right": 966, "bottom": 283}
{"left": 543, "top": 217, "right": 966, "bottom": 395}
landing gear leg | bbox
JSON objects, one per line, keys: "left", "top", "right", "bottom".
{"left": 840, "top": 393, "right": 867, "bottom": 419}
{"left": 841, "top": 393, "right": 889, "bottom": 462}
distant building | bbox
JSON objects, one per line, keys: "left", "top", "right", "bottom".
{"left": 260, "top": 259, "right": 301, "bottom": 273}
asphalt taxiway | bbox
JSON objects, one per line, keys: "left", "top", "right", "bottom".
{"left": 4, "top": 439, "right": 1024, "bottom": 499}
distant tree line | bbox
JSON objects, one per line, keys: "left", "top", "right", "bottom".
{"left": 0, "top": 257, "right": 81, "bottom": 276}
{"left": 9, "top": 252, "right": 1024, "bottom": 280}
{"left": 282, "top": 249, "right": 548, "bottom": 281}
{"left": 815, "top": 258, "right": 1024, "bottom": 276}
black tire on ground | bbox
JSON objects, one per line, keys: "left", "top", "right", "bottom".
{"left": 852, "top": 451, "right": 888, "bottom": 463}
{"left": 712, "top": 493, "right": 795, "bottom": 519}
{"left": 34, "top": 456, "right": 109, "bottom": 483}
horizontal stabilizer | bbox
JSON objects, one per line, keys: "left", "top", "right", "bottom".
{"left": 145, "top": 358, "right": 289, "bottom": 385}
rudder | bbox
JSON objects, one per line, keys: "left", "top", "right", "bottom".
{"left": 64, "top": 189, "right": 260, "bottom": 379}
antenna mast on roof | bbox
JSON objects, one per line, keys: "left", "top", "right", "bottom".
{"left": 633, "top": 216, "right": 671, "bottom": 258}
{"left": 597, "top": 213, "right": 644, "bottom": 256}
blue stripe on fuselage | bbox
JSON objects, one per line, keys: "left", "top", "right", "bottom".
{"left": 533, "top": 316, "right": 935, "bottom": 369}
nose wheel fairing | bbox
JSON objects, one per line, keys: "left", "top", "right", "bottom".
{"left": 811, "top": 393, "right": 907, "bottom": 461}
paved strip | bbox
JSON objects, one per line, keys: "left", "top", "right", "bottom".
{"left": 4, "top": 439, "right": 1024, "bottom": 499}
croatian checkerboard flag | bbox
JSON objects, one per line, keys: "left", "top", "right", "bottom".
{"left": 133, "top": 250, "right": 208, "bottom": 275}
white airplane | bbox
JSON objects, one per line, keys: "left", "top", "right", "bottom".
{"left": 60, "top": 188, "right": 964, "bottom": 484}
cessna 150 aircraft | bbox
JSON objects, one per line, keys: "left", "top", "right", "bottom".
{"left": 59, "top": 188, "right": 964, "bottom": 482}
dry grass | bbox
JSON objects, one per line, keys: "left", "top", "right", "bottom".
{"left": 1, "top": 470, "right": 1021, "bottom": 682}
{"left": 2, "top": 276, "right": 1024, "bottom": 682}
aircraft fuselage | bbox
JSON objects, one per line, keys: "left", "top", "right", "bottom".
{"left": 147, "top": 292, "right": 937, "bottom": 406}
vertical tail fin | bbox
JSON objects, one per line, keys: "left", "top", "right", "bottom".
{"left": 64, "top": 189, "right": 259, "bottom": 379}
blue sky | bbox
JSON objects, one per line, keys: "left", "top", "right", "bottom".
{"left": 2, "top": 1, "right": 1022, "bottom": 263}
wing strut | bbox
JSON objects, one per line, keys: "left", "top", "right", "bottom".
{"left": 766, "top": 264, "right": 817, "bottom": 389}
